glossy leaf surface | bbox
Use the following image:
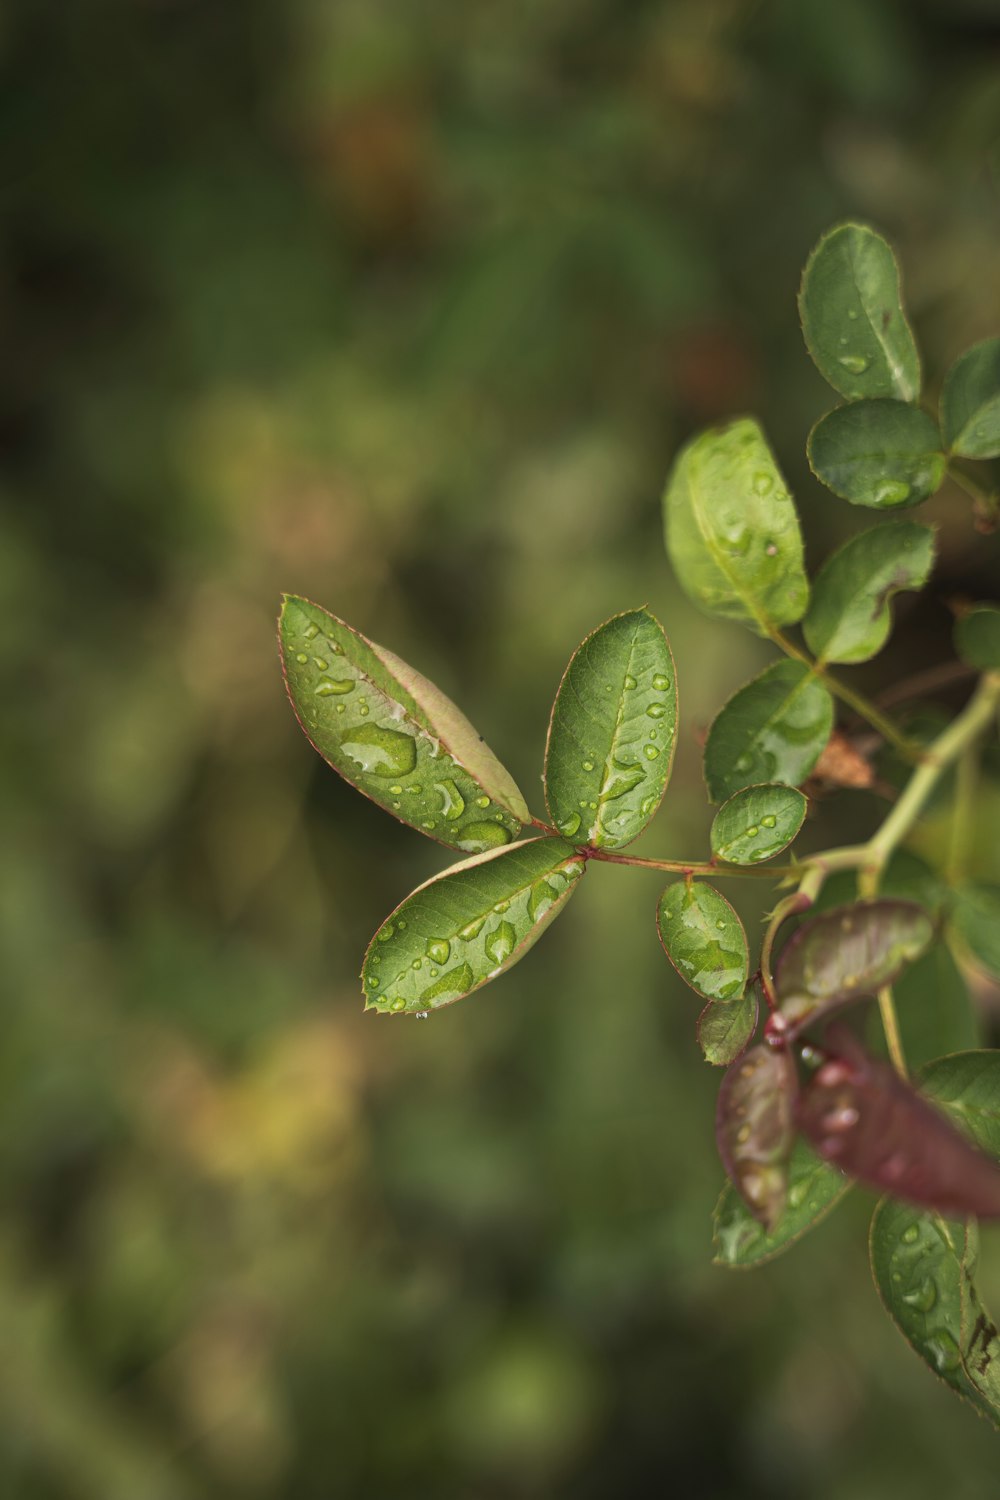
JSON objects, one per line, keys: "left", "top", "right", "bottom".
{"left": 798, "top": 1032, "right": 1000, "bottom": 1217}
{"left": 697, "top": 985, "right": 759, "bottom": 1068}
{"left": 280, "top": 596, "right": 528, "bottom": 852}
{"left": 775, "top": 899, "right": 933, "bottom": 1031}
{"left": 951, "top": 884, "right": 1000, "bottom": 981}
{"left": 656, "top": 881, "right": 749, "bottom": 1002}
{"left": 714, "top": 1140, "right": 850, "bottom": 1269}
{"left": 807, "top": 400, "right": 944, "bottom": 510}
{"left": 716, "top": 1045, "right": 798, "bottom": 1229}
{"left": 954, "top": 605, "right": 1000, "bottom": 672}
{"left": 710, "top": 783, "right": 806, "bottom": 866}
{"left": 798, "top": 222, "right": 920, "bottom": 401}
{"left": 703, "top": 661, "right": 834, "bottom": 804}
{"left": 544, "top": 609, "right": 677, "bottom": 849}
{"left": 362, "top": 838, "right": 584, "bottom": 1014}
{"left": 663, "top": 418, "right": 809, "bottom": 634}
{"left": 941, "top": 337, "right": 1000, "bottom": 458}
{"left": 870, "top": 1198, "right": 998, "bottom": 1425}
{"left": 803, "top": 521, "right": 935, "bottom": 664}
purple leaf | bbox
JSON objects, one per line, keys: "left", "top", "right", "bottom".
{"left": 716, "top": 1044, "right": 798, "bottom": 1230}
{"left": 775, "top": 899, "right": 933, "bottom": 1034}
{"left": 798, "top": 1029, "right": 1000, "bottom": 1219}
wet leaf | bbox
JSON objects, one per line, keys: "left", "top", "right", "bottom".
{"left": 797, "top": 1030, "right": 1000, "bottom": 1217}
{"left": 280, "top": 596, "right": 529, "bottom": 851}
{"left": 954, "top": 605, "right": 1000, "bottom": 672}
{"left": 544, "top": 609, "right": 677, "bottom": 849}
{"left": 951, "top": 884, "right": 1000, "bottom": 982}
{"left": 697, "top": 985, "right": 759, "bottom": 1067}
{"left": 798, "top": 222, "right": 920, "bottom": 401}
{"left": 941, "top": 338, "right": 1000, "bottom": 458}
{"left": 716, "top": 1045, "right": 798, "bottom": 1229}
{"left": 710, "top": 783, "right": 807, "bottom": 866}
{"left": 663, "top": 417, "right": 809, "bottom": 634}
{"left": 713, "top": 1139, "right": 850, "bottom": 1269}
{"left": 361, "top": 837, "right": 584, "bottom": 1014}
{"left": 656, "top": 881, "right": 749, "bottom": 1002}
{"left": 803, "top": 521, "right": 936, "bottom": 664}
{"left": 870, "top": 1198, "right": 998, "bottom": 1426}
{"left": 775, "top": 899, "right": 933, "bottom": 1032}
{"left": 807, "top": 400, "right": 944, "bottom": 510}
{"left": 703, "top": 661, "right": 834, "bottom": 804}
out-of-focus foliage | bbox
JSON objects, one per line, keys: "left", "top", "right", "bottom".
{"left": 3, "top": 0, "right": 1000, "bottom": 1495}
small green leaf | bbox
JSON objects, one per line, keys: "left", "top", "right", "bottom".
{"left": 803, "top": 521, "right": 936, "bottom": 664}
{"left": 954, "top": 605, "right": 1000, "bottom": 672}
{"left": 656, "top": 881, "right": 749, "bottom": 1002}
{"left": 775, "top": 899, "right": 934, "bottom": 1032}
{"left": 544, "top": 609, "right": 677, "bottom": 849}
{"left": 703, "top": 661, "right": 834, "bottom": 804}
{"left": 869, "top": 1198, "right": 998, "bottom": 1426}
{"left": 713, "top": 1140, "right": 850, "bottom": 1269}
{"left": 951, "top": 884, "right": 1000, "bottom": 982}
{"left": 807, "top": 401, "right": 945, "bottom": 510}
{"left": 663, "top": 418, "right": 809, "bottom": 635}
{"left": 798, "top": 222, "right": 921, "bottom": 401}
{"left": 362, "top": 837, "right": 585, "bottom": 1015}
{"left": 697, "top": 986, "right": 759, "bottom": 1067}
{"left": 941, "top": 338, "right": 1000, "bottom": 458}
{"left": 280, "top": 596, "right": 529, "bottom": 851}
{"left": 710, "top": 783, "right": 807, "bottom": 866}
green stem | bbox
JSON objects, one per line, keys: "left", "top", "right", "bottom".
{"left": 766, "top": 627, "right": 923, "bottom": 760}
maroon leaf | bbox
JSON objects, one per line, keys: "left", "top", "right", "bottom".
{"left": 798, "top": 1029, "right": 1000, "bottom": 1219}
{"left": 775, "top": 899, "right": 933, "bottom": 1034}
{"left": 716, "top": 1044, "right": 798, "bottom": 1230}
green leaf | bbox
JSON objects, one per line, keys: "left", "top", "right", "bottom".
{"left": 954, "top": 605, "right": 1000, "bottom": 672}
{"left": 798, "top": 222, "right": 921, "bottom": 401}
{"left": 703, "top": 661, "right": 834, "bottom": 804}
{"left": 951, "top": 884, "right": 1000, "bottom": 982}
{"left": 663, "top": 418, "right": 809, "bottom": 634}
{"left": 803, "top": 521, "right": 936, "bottom": 665}
{"left": 656, "top": 881, "right": 749, "bottom": 1002}
{"left": 361, "top": 837, "right": 585, "bottom": 1014}
{"left": 279, "top": 596, "right": 529, "bottom": 852}
{"left": 869, "top": 1198, "right": 998, "bottom": 1427}
{"left": 941, "top": 338, "right": 1000, "bottom": 458}
{"left": 543, "top": 609, "right": 677, "bottom": 849}
{"left": 774, "top": 899, "right": 934, "bottom": 1032}
{"left": 697, "top": 986, "right": 759, "bottom": 1067}
{"left": 921, "top": 1052, "right": 1000, "bottom": 1158}
{"left": 807, "top": 401, "right": 945, "bottom": 510}
{"left": 713, "top": 1140, "right": 850, "bottom": 1269}
{"left": 710, "top": 783, "right": 807, "bottom": 866}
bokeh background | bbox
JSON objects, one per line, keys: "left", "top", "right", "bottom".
{"left": 4, "top": 1, "right": 1000, "bottom": 1495}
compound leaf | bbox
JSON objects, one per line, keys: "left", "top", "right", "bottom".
{"left": 713, "top": 1139, "right": 850, "bottom": 1269}
{"left": 362, "top": 837, "right": 585, "bottom": 1015}
{"left": 798, "top": 222, "right": 920, "bottom": 401}
{"left": 656, "top": 881, "right": 749, "bottom": 1003}
{"left": 803, "top": 521, "right": 936, "bottom": 664}
{"left": 544, "top": 609, "right": 677, "bottom": 849}
{"left": 941, "top": 338, "right": 1000, "bottom": 458}
{"left": 710, "top": 783, "right": 807, "bottom": 866}
{"left": 280, "top": 596, "right": 529, "bottom": 852}
{"left": 807, "top": 401, "right": 944, "bottom": 510}
{"left": 663, "top": 417, "right": 809, "bottom": 634}
{"left": 703, "top": 661, "right": 834, "bottom": 804}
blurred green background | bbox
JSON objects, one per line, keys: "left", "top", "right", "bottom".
{"left": 4, "top": 1, "right": 1000, "bottom": 1495}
